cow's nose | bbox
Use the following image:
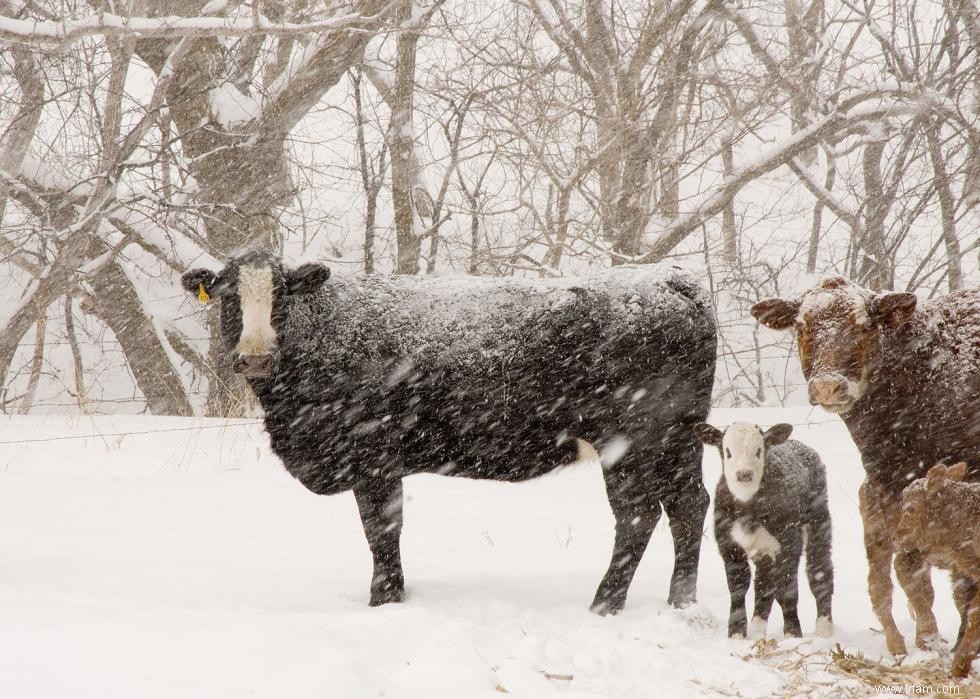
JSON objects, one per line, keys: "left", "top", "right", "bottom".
{"left": 736, "top": 469, "right": 754, "bottom": 483}
{"left": 808, "top": 376, "right": 849, "bottom": 406}
{"left": 233, "top": 353, "right": 273, "bottom": 377}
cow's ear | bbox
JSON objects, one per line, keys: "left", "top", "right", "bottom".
{"left": 286, "top": 263, "right": 330, "bottom": 295}
{"left": 763, "top": 423, "right": 793, "bottom": 447}
{"left": 693, "top": 422, "right": 723, "bottom": 446}
{"left": 181, "top": 268, "right": 221, "bottom": 302}
{"left": 751, "top": 298, "right": 800, "bottom": 330}
{"left": 874, "top": 292, "right": 917, "bottom": 328}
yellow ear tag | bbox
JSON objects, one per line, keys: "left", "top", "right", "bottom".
{"left": 197, "top": 283, "right": 210, "bottom": 304}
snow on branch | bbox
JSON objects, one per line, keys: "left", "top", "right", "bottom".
{"left": 0, "top": 9, "right": 380, "bottom": 45}
{"left": 639, "top": 91, "right": 938, "bottom": 262}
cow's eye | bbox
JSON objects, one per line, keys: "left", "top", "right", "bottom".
{"left": 756, "top": 448, "right": 761, "bottom": 458}
{"left": 725, "top": 448, "right": 731, "bottom": 459}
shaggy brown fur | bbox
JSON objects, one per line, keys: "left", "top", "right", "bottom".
{"left": 899, "top": 463, "right": 980, "bottom": 677}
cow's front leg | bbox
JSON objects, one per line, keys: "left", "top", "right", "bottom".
{"left": 353, "top": 478, "right": 405, "bottom": 606}
{"left": 860, "top": 480, "right": 907, "bottom": 655}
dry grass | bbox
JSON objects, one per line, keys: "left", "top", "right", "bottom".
{"left": 734, "top": 638, "right": 980, "bottom": 697}
{"left": 828, "top": 644, "right": 978, "bottom": 695}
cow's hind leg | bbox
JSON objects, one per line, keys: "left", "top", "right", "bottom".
{"left": 860, "top": 480, "right": 907, "bottom": 655}
{"left": 591, "top": 467, "right": 662, "bottom": 615}
{"left": 893, "top": 550, "right": 941, "bottom": 650}
{"left": 662, "top": 475, "right": 710, "bottom": 608}
{"left": 353, "top": 478, "right": 405, "bottom": 606}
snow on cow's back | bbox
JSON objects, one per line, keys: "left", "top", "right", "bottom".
{"left": 281, "top": 263, "right": 713, "bottom": 373}
{"left": 921, "top": 289, "right": 980, "bottom": 401}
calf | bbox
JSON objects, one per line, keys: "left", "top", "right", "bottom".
{"left": 695, "top": 422, "right": 834, "bottom": 639}
{"left": 898, "top": 463, "right": 980, "bottom": 677}
{"left": 181, "top": 249, "right": 717, "bottom": 613}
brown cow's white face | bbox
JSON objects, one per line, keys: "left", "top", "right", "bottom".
{"left": 751, "top": 277, "right": 917, "bottom": 414}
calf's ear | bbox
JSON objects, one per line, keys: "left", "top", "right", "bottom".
{"left": 286, "top": 263, "right": 330, "bottom": 295}
{"left": 693, "top": 422, "right": 723, "bottom": 446}
{"left": 181, "top": 268, "right": 220, "bottom": 300}
{"left": 874, "top": 292, "right": 916, "bottom": 328}
{"left": 750, "top": 298, "right": 800, "bottom": 330}
{"left": 926, "top": 463, "right": 949, "bottom": 495}
{"left": 947, "top": 462, "right": 968, "bottom": 481}
{"left": 763, "top": 423, "right": 793, "bottom": 446}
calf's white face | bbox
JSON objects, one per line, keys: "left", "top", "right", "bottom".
{"left": 236, "top": 264, "right": 277, "bottom": 358}
{"left": 720, "top": 423, "right": 766, "bottom": 502}
{"left": 693, "top": 421, "right": 794, "bottom": 503}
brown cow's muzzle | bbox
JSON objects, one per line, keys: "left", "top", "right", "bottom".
{"left": 808, "top": 374, "right": 857, "bottom": 413}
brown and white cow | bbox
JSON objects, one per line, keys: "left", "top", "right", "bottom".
{"left": 751, "top": 276, "right": 980, "bottom": 655}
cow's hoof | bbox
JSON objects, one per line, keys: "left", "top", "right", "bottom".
{"left": 885, "top": 632, "right": 908, "bottom": 657}
{"left": 369, "top": 588, "right": 404, "bottom": 606}
{"left": 728, "top": 624, "right": 747, "bottom": 639}
{"left": 749, "top": 616, "right": 768, "bottom": 638}
{"left": 815, "top": 616, "right": 834, "bottom": 638}
{"left": 667, "top": 591, "right": 696, "bottom": 609}
{"left": 590, "top": 597, "right": 625, "bottom": 616}
{"left": 915, "top": 631, "right": 944, "bottom": 652}
{"left": 951, "top": 653, "right": 973, "bottom": 678}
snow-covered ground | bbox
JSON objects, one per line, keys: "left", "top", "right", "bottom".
{"left": 0, "top": 407, "right": 970, "bottom": 698}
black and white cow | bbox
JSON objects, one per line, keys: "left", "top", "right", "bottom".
{"left": 694, "top": 422, "right": 834, "bottom": 638}
{"left": 182, "top": 249, "right": 717, "bottom": 613}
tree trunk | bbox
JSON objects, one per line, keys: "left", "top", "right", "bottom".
{"left": 807, "top": 157, "right": 836, "bottom": 273}
{"left": 17, "top": 306, "right": 46, "bottom": 415}
{"left": 88, "top": 262, "right": 193, "bottom": 416}
{"left": 391, "top": 0, "right": 422, "bottom": 274}
{"left": 926, "top": 121, "right": 962, "bottom": 291}
{"left": 721, "top": 140, "right": 736, "bottom": 262}
{"left": 860, "top": 140, "right": 891, "bottom": 290}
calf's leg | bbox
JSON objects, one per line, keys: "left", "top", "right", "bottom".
{"left": 353, "top": 478, "right": 405, "bottom": 606}
{"left": 951, "top": 587, "right": 980, "bottom": 677}
{"left": 804, "top": 503, "right": 834, "bottom": 635}
{"left": 773, "top": 541, "right": 804, "bottom": 638}
{"left": 750, "top": 558, "right": 777, "bottom": 637}
{"left": 952, "top": 571, "right": 977, "bottom": 651}
{"left": 717, "top": 533, "right": 751, "bottom": 638}
{"left": 662, "top": 475, "right": 710, "bottom": 608}
{"left": 893, "top": 550, "right": 940, "bottom": 650}
{"left": 860, "top": 479, "right": 907, "bottom": 655}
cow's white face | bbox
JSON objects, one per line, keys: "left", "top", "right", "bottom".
{"left": 181, "top": 252, "right": 332, "bottom": 379}
{"left": 721, "top": 423, "right": 766, "bottom": 502}
{"left": 751, "top": 276, "right": 918, "bottom": 414}
{"left": 235, "top": 264, "right": 277, "bottom": 361}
